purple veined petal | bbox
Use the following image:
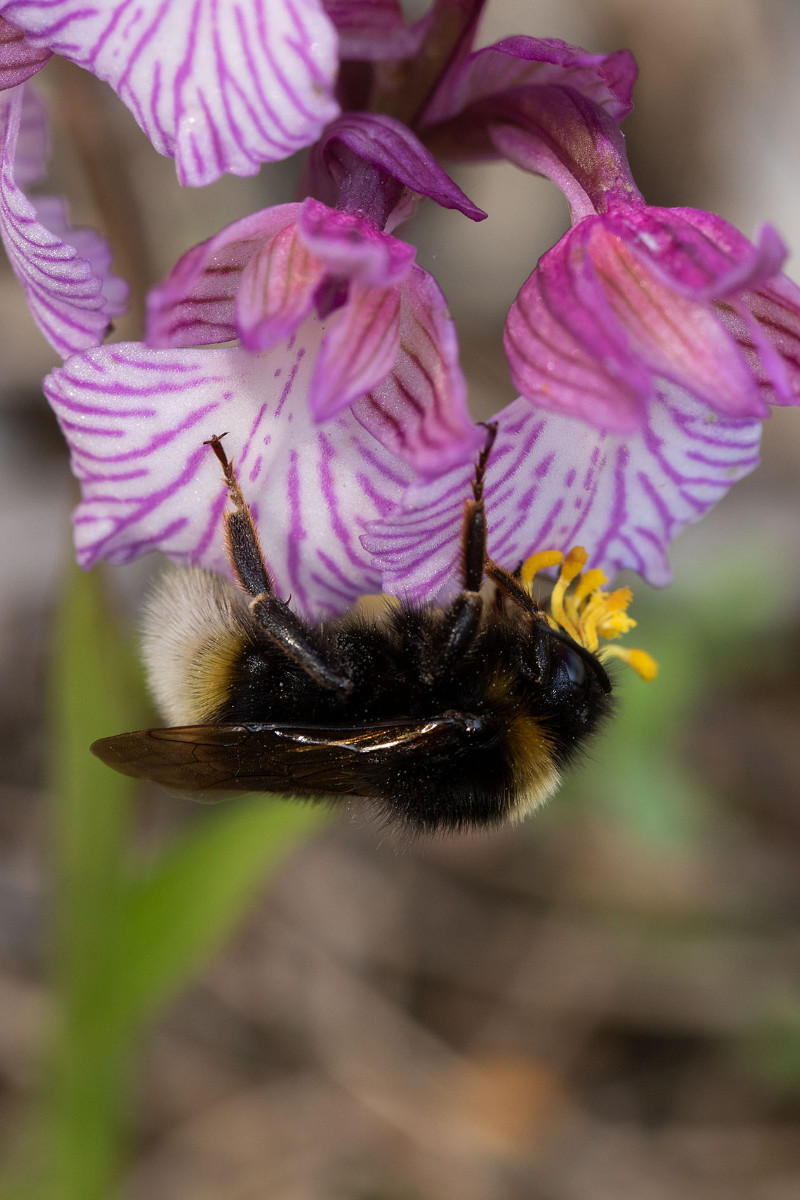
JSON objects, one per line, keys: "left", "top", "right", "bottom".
{"left": 486, "top": 87, "right": 640, "bottom": 220}
{"left": 146, "top": 203, "right": 300, "bottom": 347}
{"left": 298, "top": 197, "right": 416, "bottom": 288}
{"left": 8, "top": 69, "right": 44, "bottom": 185}
{"left": 505, "top": 223, "right": 653, "bottom": 432}
{"left": 322, "top": 0, "right": 421, "bottom": 60}
{"left": 361, "top": 453, "right": 475, "bottom": 604}
{"left": 352, "top": 264, "right": 483, "bottom": 477}
{"left": 362, "top": 388, "right": 763, "bottom": 602}
{"left": 310, "top": 113, "right": 487, "bottom": 222}
{"left": 44, "top": 334, "right": 414, "bottom": 617}
{"left": 235, "top": 220, "right": 326, "bottom": 350}
{"left": 0, "top": 84, "right": 128, "bottom": 357}
{"left": 648, "top": 216, "right": 800, "bottom": 407}
{"left": 237, "top": 221, "right": 324, "bottom": 350}
{"left": 613, "top": 207, "right": 788, "bottom": 301}
{"left": 423, "top": 36, "right": 637, "bottom": 127}
{"left": 0, "top": 14, "right": 49, "bottom": 88}
{"left": 585, "top": 222, "right": 770, "bottom": 421}
{"left": 35, "top": 195, "right": 128, "bottom": 316}
{"left": 309, "top": 281, "right": 401, "bottom": 419}
{"left": 718, "top": 270, "right": 800, "bottom": 408}
{"left": 506, "top": 216, "right": 774, "bottom": 432}
{"left": 1, "top": 0, "right": 340, "bottom": 186}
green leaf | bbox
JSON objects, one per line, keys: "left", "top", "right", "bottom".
{"left": 37, "top": 565, "right": 148, "bottom": 1200}
{"left": 94, "top": 797, "right": 328, "bottom": 1036}
{"left": 49, "top": 565, "right": 145, "bottom": 994}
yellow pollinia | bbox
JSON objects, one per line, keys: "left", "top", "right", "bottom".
{"left": 520, "top": 545, "right": 658, "bottom": 682}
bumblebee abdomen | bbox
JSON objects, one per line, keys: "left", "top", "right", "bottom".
{"left": 371, "top": 706, "right": 562, "bottom": 832}
{"left": 142, "top": 569, "right": 259, "bottom": 726}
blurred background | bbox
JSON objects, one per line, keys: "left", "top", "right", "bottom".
{"left": 1, "top": 1, "right": 800, "bottom": 1197}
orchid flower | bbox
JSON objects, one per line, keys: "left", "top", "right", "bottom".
{"left": 413, "top": 33, "right": 800, "bottom": 431}
{"left": 43, "top": 108, "right": 487, "bottom": 614}
{"left": 359, "top": 27, "right": 800, "bottom": 599}
{"left": 33, "top": 8, "right": 800, "bottom": 620}
{"left": 146, "top": 113, "right": 486, "bottom": 474}
{"left": 500, "top": 97, "right": 800, "bottom": 432}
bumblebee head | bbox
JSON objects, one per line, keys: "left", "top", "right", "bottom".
{"left": 536, "top": 621, "right": 612, "bottom": 718}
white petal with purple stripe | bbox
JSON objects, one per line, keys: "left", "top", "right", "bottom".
{"left": 363, "top": 387, "right": 762, "bottom": 601}
{"left": 0, "top": 0, "right": 340, "bottom": 185}
{"left": 6, "top": 69, "right": 45, "bottom": 185}
{"left": 0, "top": 84, "right": 128, "bottom": 356}
{"left": 44, "top": 332, "right": 414, "bottom": 617}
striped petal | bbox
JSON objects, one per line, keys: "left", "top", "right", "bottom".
{"left": 362, "top": 387, "right": 762, "bottom": 602}
{"left": 723, "top": 271, "right": 800, "bottom": 407}
{"left": 584, "top": 222, "right": 768, "bottom": 420}
{"left": 504, "top": 222, "right": 652, "bottom": 432}
{"left": 146, "top": 204, "right": 300, "bottom": 348}
{"left": 0, "top": 84, "right": 127, "bottom": 356}
{"left": 44, "top": 332, "right": 413, "bottom": 617}
{"left": 0, "top": 14, "right": 49, "bottom": 88}
{"left": 654, "top": 210, "right": 800, "bottom": 409}
{"left": 423, "top": 37, "right": 636, "bottom": 127}
{"left": 322, "top": 0, "right": 420, "bottom": 60}
{"left": 236, "top": 221, "right": 324, "bottom": 350}
{"left": 634, "top": 208, "right": 788, "bottom": 300}
{"left": 0, "top": 0, "right": 340, "bottom": 185}
{"left": 310, "top": 281, "right": 401, "bottom": 419}
{"left": 505, "top": 216, "right": 780, "bottom": 433}
{"left": 352, "top": 264, "right": 484, "bottom": 477}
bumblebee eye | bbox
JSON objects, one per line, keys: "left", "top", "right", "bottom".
{"left": 553, "top": 640, "right": 587, "bottom": 691}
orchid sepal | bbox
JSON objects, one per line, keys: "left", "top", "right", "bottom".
{"left": 506, "top": 206, "right": 800, "bottom": 432}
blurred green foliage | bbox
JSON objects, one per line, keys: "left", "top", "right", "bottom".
{"left": 564, "top": 545, "right": 799, "bottom": 849}
{"left": 1, "top": 566, "right": 327, "bottom": 1200}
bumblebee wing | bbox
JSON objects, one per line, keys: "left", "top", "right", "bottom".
{"left": 90, "top": 718, "right": 469, "bottom": 799}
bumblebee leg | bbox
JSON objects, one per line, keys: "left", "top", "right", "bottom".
{"left": 423, "top": 591, "right": 483, "bottom": 684}
{"left": 205, "top": 433, "right": 272, "bottom": 597}
{"left": 461, "top": 420, "right": 496, "bottom": 592}
{"left": 484, "top": 559, "right": 541, "bottom": 618}
{"left": 423, "top": 424, "right": 497, "bottom": 682}
{"left": 205, "top": 435, "right": 352, "bottom": 695}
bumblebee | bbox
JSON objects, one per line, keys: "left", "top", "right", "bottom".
{"left": 92, "top": 428, "right": 654, "bottom": 832}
